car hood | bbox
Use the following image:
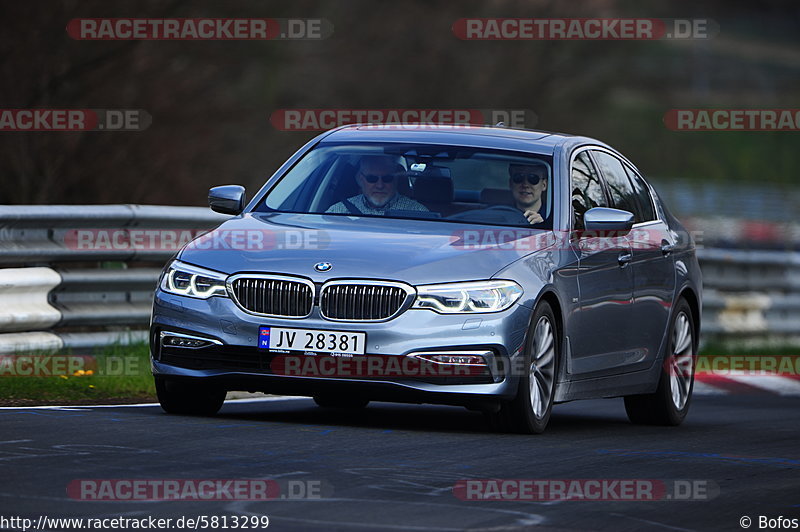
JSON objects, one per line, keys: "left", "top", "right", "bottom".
{"left": 178, "top": 213, "right": 554, "bottom": 285}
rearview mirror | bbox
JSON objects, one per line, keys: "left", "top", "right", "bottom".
{"left": 582, "top": 207, "right": 634, "bottom": 236}
{"left": 208, "top": 185, "right": 246, "bottom": 215}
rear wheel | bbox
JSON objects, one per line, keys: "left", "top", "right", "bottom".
{"left": 624, "top": 298, "right": 696, "bottom": 426}
{"left": 155, "top": 377, "right": 226, "bottom": 416}
{"left": 488, "top": 302, "right": 559, "bottom": 434}
{"left": 313, "top": 395, "right": 369, "bottom": 409}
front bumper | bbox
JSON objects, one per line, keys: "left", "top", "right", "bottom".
{"left": 150, "top": 289, "right": 533, "bottom": 406}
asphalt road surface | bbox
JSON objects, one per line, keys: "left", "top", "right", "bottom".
{"left": 1, "top": 393, "right": 798, "bottom": 531}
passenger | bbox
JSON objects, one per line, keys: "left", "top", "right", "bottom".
{"left": 509, "top": 163, "right": 548, "bottom": 224}
{"left": 326, "top": 156, "right": 428, "bottom": 215}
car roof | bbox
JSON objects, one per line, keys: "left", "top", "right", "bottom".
{"left": 319, "top": 124, "right": 611, "bottom": 155}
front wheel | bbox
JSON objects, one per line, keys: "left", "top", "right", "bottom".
{"left": 624, "top": 298, "right": 696, "bottom": 426}
{"left": 488, "top": 302, "right": 559, "bottom": 434}
{"left": 155, "top": 377, "right": 226, "bottom": 416}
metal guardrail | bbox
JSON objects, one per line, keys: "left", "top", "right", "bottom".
{"left": 0, "top": 205, "right": 227, "bottom": 354}
{"left": 698, "top": 248, "right": 800, "bottom": 339}
{"left": 0, "top": 205, "right": 227, "bottom": 264}
{"left": 2, "top": 205, "right": 800, "bottom": 353}
{"left": 697, "top": 248, "right": 800, "bottom": 291}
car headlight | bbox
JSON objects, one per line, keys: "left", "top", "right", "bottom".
{"left": 412, "top": 280, "right": 523, "bottom": 314}
{"left": 160, "top": 260, "right": 228, "bottom": 299}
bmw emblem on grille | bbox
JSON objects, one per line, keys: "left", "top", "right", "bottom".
{"left": 314, "top": 262, "right": 332, "bottom": 272}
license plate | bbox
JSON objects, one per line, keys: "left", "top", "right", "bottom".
{"left": 258, "top": 326, "right": 366, "bottom": 355}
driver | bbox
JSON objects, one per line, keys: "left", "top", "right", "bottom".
{"left": 327, "top": 156, "right": 428, "bottom": 215}
{"left": 509, "top": 162, "right": 548, "bottom": 225}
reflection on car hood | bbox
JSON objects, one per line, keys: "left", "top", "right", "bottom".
{"left": 178, "top": 213, "right": 553, "bottom": 284}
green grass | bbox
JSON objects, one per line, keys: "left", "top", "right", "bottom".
{"left": 0, "top": 342, "right": 155, "bottom": 405}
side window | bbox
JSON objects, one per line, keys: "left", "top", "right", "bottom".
{"left": 591, "top": 151, "right": 641, "bottom": 221}
{"left": 571, "top": 151, "right": 608, "bottom": 230}
{"left": 624, "top": 165, "right": 656, "bottom": 222}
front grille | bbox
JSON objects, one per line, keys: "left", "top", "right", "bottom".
{"left": 230, "top": 276, "right": 313, "bottom": 317}
{"left": 320, "top": 283, "right": 411, "bottom": 321}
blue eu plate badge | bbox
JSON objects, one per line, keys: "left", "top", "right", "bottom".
{"left": 258, "top": 327, "right": 271, "bottom": 349}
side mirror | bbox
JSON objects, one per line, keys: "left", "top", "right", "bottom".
{"left": 583, "top": 207, "right": 634, "bottom": 236}
{"left": 208, "top": 185, "right": 246, "bottom": 215}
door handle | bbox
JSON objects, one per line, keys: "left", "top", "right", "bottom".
{"left": 661, "top": 240, "right": 675, "bottom": 256}
{"left": 618, "top": 252, "right": 632, "bottom": 267}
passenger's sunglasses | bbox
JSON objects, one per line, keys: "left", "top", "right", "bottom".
{"left": 511, "top": 173, "right": 544, "bottom": 185}
{"left": 361, "top": 172, "right": 397, "bottom": 184}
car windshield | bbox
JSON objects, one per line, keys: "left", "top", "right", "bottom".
{"left": 256, "top": 142, "right": 554, "bottom": 229}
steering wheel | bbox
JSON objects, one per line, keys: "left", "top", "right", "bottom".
{"left": 446, "top": 204, "right": 530, "bottom": 225}
{"left": 484, "top": 205, "right": 530, "bottom": 224}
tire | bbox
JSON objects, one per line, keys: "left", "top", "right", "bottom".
{"left": 155, "top": 377, "right": 226, "bottom": 416}
{"left": 313, "top": 395, "right": 370, "bottom": 409}
{"left": 624, "top": 298, "right": 696, "bottom": 426}
{"left": 487, "top": 301, "right": 560, "bottom": 434}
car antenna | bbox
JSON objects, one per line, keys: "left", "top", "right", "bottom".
{"left": 495, "top": 121, "right": 506, "bottom": 127}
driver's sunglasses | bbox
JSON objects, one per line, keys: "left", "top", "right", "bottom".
{"left": 361, "top": 172, "right": 397, "bottom": 184}
{"left": 511, "top": 173, "right": 544, "bottom": 185}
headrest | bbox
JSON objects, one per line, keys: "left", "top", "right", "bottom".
{"left": 480, "top": 188, "right": 514, "bottom": 206}
{"left": 414, "top": 176, "right": 454, "bottom": 203}
{"left": 391, "top": 164, "right": 413, "bottom": 196}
